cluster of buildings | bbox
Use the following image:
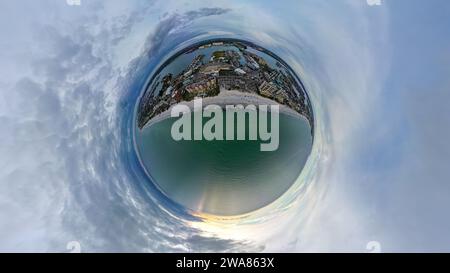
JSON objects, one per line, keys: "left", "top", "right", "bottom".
{"left": 138, "top": 41, "right": 311, "bottom": 129}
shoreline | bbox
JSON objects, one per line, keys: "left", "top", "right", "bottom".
{"left": 141, "top": 89, "right": 308, "bottom": 130}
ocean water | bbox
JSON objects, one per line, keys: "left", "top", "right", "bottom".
{"left": 7, "top": 0, "right": 445, "bottom": 253}
{"left": 136, "top": 111, "right": 312, "bottom": 216}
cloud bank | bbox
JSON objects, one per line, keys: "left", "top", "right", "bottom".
{"left": 0, "top": 0, "right": 449, "bottom": 252}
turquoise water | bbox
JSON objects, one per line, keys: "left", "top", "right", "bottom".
{"left": 136, "top": 111, "right": 312, "bottom": 216}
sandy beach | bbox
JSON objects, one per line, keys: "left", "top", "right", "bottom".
{"left": 142, "top": 89, "right": 306, "bottom": 129}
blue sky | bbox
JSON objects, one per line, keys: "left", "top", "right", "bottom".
{"left": 0, "top": 0, "right": 449, "bottom": 252}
